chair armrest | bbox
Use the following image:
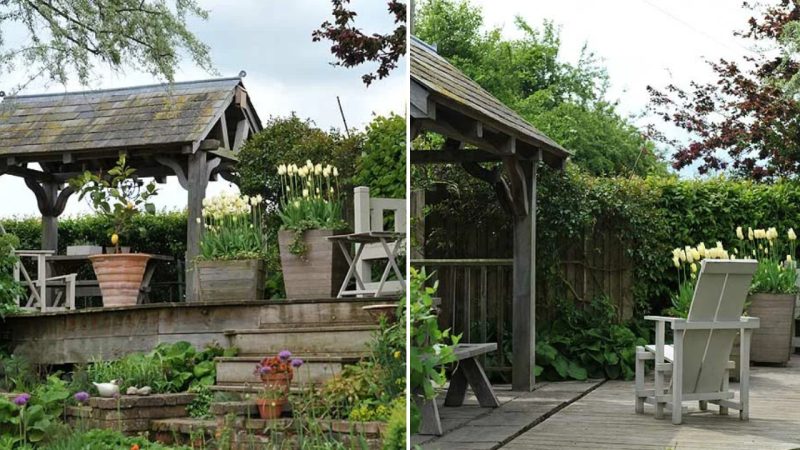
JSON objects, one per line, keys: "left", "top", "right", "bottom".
{"left": 644, "top": 315, "right": 684, "bottom": 323}
{"left": 671, "top": 317, "right": 760, "bottom": 330}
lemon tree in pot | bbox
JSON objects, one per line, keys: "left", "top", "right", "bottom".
{"left": 70, "top": 155, "right": 158, "bottom": 308}
{"left": 196, "top": 192, "right": 268, "bottom": 301}
{"left": 276, "top": 161, "right": 348, "bottom": 298}
{"left": 736, "top": 227, "right": 798, "bottom": 365}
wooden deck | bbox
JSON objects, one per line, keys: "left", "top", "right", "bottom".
{"left": 505, "top": 356, "right": 800, "bottom": 449}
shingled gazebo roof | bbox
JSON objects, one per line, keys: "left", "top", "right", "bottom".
{"left": 411, "top": 36, "right": 570, "bottom": 166}
{"left": 0, "top": 77, "right": 261, "bottom": 159}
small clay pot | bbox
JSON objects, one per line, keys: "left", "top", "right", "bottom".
{"left": 256, "top": 397, "right": 286, "bottom": 420}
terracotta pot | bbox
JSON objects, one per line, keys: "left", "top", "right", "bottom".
{"left": 278, "top": 229, "right": 349, "bottom": 298}
{"left": 747, "top": 292, "right": 796, "bottom": 365}
{"left": 260, "top": 372, "right": 292, "bottom": 394}
{"left": 88, "top": 253, "right": 151, "bottom": 307}
{"left": 197, "top": 259, "right": 266, "bottom": 301}
{"left": 256, "top": 397, "right": 286, "bottom": 420}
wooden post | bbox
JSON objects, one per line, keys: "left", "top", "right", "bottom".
{"left": 185, "top": 150, "right": 208, "bottom": 302}
{"left": 353, "top": 186, "right": 371, "bottom": 285}
{"left": 511, "top": 160, "right": 536, "bottom": 391}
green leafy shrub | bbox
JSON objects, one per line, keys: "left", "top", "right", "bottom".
{"left": 381, "top": 398, "right": 406, "bottom": 450}
{"left": 0, "top": 376, "right": 70, "bottom": 446}
{"left": 535, "top": 296, "right": 647, "bottom": 381}
{"left": 186, "top": 383, "right": 214, "bottom": 419}
{"left": 352, "top": 114, "right": 406, "bottom": 198}
{"left": 409, "top": 268, "right": 459, "bottom": 433}
{"left": 40, "top": 428, "right": 191, "bottom": 449}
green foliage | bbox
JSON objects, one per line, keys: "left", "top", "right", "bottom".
{"left": 69, "top": 155, "right": 159, "bottom": 249}
{"left": 0, "top": 376, "right": 70, "bottom": 446}
{"left": 198, "top": 193, "right": 268, "bottom": 261}
{"left": 414, "top": 0, "right": 665, "bottom": 177}
{"left": 186, "top": 383, "right": 214, "bottom": 419}
{"left": 0, "top": 353, "right": 37, "bottom": 393}
{"left": 352, "top": 114, "right": 406, "bottom": 198}
{"left": 536, "top": 297, "right": 647, "bottom": 381}
{"left": 78, "top": 341, "right": 229, "bottom": 394}
{"left": 237, "top": 115, "right": 360, "bottom": 205}
{"left": 0, "top": 232, "right": 25, "bottom": 319}
{"left": 409, "top": 268, "right": 459, "bottom": 433}
{"left": 380, "top": 398, "right": 406, "bottom": 450}
{"left": 39, "top": 428, "right": 192, "bottom": 449}
{"left": 0, "top": 0, "right": 213, "bottom": 88}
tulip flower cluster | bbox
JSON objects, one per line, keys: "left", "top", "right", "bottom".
{"left": 734, "top": 226, "right": 798, "bottom": 295}
{"left": 276, "top": 161, "right": 346, "bottom": 256}
{"left": 198, "top": 192, "right": 268, "bottom": 261}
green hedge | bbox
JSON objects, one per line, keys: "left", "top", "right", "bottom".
{"left": 425, "top": 165, "right": 800, "bottom": 316}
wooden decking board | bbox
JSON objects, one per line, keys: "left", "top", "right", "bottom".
{"left": 503, "top": 356, "right": 800, "bottom": 449}
{"left": 413, "top": 380, "right": 603, "bottom": 449}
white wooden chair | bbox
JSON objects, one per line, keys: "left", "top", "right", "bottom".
{"left": 635, "top": 259, "right": 760, "bottom": 425}
{"left": 14, "top": 250, "right": 77, "bottom": 312}
{"left": 353, "top": 186, "right": 406, "bottom": 295}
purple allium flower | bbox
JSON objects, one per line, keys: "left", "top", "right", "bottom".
{"left": 259, "top": 366, "right": 271, "bottom": 374}
{"left": 291, "top": 358, "right": 304, "bottom": 368}
{"left": 74, "top": 391, "right": 90, "bottom": 403}
{"left": 13, "top": 393, "right": 30, "bottom": 406}
{"left": 278, "top": 350, "right": 292, "bottom": 361}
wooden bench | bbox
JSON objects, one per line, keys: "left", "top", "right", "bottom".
{"left": 417, "top": 342, "right": 500, "bottom": 435}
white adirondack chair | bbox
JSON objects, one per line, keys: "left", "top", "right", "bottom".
{"left": 635, "top": 259, "right": 760, "bottom": 425}
{"left": 353, "top": 186, "right": 406, "bottom": 295}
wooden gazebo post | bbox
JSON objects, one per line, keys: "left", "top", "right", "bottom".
{"left": 410, "top": 36, "right": 570, "bottom": 391}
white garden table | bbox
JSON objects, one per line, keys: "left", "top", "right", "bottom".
{"left": 327, "top": 231, "right": 405, "bottom": 298}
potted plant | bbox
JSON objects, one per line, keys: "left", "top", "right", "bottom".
{"left": 196, "top": 192, "right": 268, "bottom": 301}
{"left": 253, "top": 350, "right": 303, "bottom": 394}
{"left": 255, "top": 385, "right": 287, "bottom": 420}
{"left": 70, "top": 155, "right": 158, "bottom": 307}
{"left": 736, "top": 227, "right": 798, "bottom": 365}
{"left": 276, "top": 161, "right": 348, "bottom": 298}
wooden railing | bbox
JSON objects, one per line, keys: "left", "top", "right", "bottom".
{"left": 411, "top": 258, "right": 513, "bottom": 378}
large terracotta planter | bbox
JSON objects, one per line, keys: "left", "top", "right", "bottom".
{"left": 88, "top": 253, "right": 150, "bottom": 307}
{"left": 278, "top": 229, "right": 348, "bottom": 298}
{"left": 197, "top": 259, "right": 265, "bottom": 301}
{"left": 748, "top": 292, "right": 796, "bottom": 365}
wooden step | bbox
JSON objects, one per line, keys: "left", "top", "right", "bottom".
{"left": 225, "top": 325, "right": 378, "bottom": 355}
{"left": 215, "top": 354, "right": 362, "bottom": 385}
{"left": 150, "top": 417, "right": 216, "bottom": 434}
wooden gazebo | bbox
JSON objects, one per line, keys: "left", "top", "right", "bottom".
{"left": 410, "top": 36, "right": 571, "bottom": 391}
{"left": 0, "top": 77, "right": 263, "bottom": 301}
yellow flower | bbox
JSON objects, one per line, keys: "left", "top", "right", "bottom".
{"left": 126, "top": 201, "right": 134, "bottom": 209}
{"left": 736, "top": 226, "right": 744, "bottom": 240}
{"left": 789, "top": 228, "right": 797, "bottom": 241}
{"left": 333, "top": 167, "right": 339, "bottom": 177}
{"left": 302, "top": 189, "right": 309, "bottom": 198}
{"left": 111, "top": 234, "right": 119, "bottom": 245}
{"left": 672, "top": 256, "right": 680, "bottom": 268}
{"left": 690, "top": 262, "right": 697, "bottom": 273}
{"left": 393, "top": 351, "right": 401, "bottom": 359}
{"left": 697, "top": 242, "right": 706, "bottom": 257}
{"left": 787, "top": 255, "right": 793, "bottom": 263}
{"left": 684, "top": 246, "right": 694, "bottom": 263}
{"left": 690, "top": 248, "right": 700, "bottom": 262}
{"left": 748, "top": 227, "right": 754, "bottom": 240}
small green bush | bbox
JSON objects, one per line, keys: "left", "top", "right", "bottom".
{"left": 381, "top": 398, "right": 406, "bottom": 450}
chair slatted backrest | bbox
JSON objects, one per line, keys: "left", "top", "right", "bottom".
{"left": 353, "top": 186, "right": 406, "bottom": 287}
{"left": 681, "top": 259, "right": 757, "bottom": 394}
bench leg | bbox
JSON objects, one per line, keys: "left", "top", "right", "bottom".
{"left": 414, "top": 391, "right": 443, "bottom": 436}
{"left": 444, "top": 365, "right": 468, "bottom": 407}
{"left": 461, "top": 357, "right": 500, "bottom": 408}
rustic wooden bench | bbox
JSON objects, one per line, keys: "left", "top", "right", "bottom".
{"left": 417, "top": 342, "right": 500, "bottom": 435}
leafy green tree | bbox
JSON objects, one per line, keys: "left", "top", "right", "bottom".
{"left": 414, "top": 0, "right": 664, "bottom": 177}
{"left": 352, "top": 113, "right": 406, "bottom": 198}
{"left": 0, "top": 0, "right": 213, "bottom": 89}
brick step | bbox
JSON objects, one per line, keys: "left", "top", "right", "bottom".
{"left": 151, "top": 417, "right": 217, "bottom": 434}
{"left": 224, "top": 325, "right": 378, "bottom": 355}
{"left": 215, "top": 354, "right": 362, "bottom": 386}
{"left": 254, "top": 298, "right": 392, "bottom": 328}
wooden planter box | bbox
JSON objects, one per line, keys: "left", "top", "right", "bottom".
{"left": 278, "top": 229, "right": 348, "bottom": 299}
{"left": 197, "top": 259, "right": 266, "bottom": 301}
{"left": 66, "top": 393, "right": 195, "bottom": 433}
{"left": 748, "top": 292, "right": 796, "bottom": 365}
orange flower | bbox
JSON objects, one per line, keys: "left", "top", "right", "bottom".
{"left": 131, "top": 445, "right": 140, "bottom": 450}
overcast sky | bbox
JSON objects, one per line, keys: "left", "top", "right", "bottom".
{"left": 0, "top": 0, "right": 406, "bottom": 217}
{"left": 468, "top": 0, "right": 758, "bottom": 174}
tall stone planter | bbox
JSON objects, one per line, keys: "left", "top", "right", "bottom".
{"left": 197, "top": 259, "right": 266, "bottom": 301}
{"left": 278, "top": 229, "right": 348, "bottom": 298}
{"left": 89, "top": 253, "right": 150, "bottom": 307}
{"left": 748, "top": 292, "right": 796, "bottom": 365}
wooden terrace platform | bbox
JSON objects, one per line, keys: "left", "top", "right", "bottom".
{"left": 417, "top": 356, "right": 800, "bottom": 449}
